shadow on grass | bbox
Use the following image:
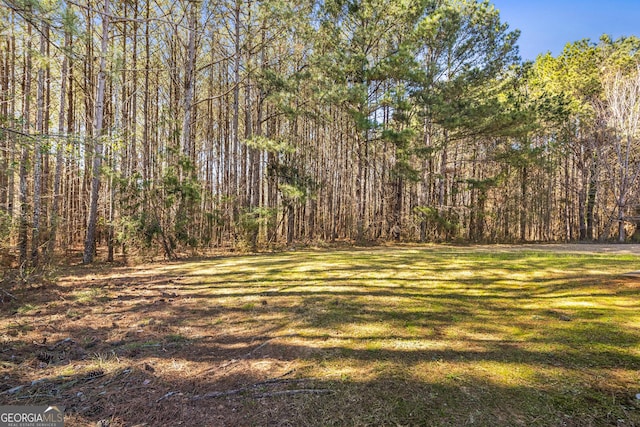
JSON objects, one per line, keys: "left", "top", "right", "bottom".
{"left": 2, "top": 247, "right": 640, "bottom": 425}
{"left": 2, "top": 338, "right": 639, "bottom": 426}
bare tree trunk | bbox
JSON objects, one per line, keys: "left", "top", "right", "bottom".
{"left": 31, "top": 23, "right": 48, "bottom": 265}
{"left": 520, "top": 166, "right": 527, "bottom": 242}
{"left": 618, "top": 202, "right": 626, "bottom": 242}
{"left": 232, "top": 0, "right": 241, "bottom": 225}
{"left": 355, "top": 133, "right": 365, "bottom": 242}
{"left": 578, "top": 154, "right": 587, "bottom": 241}
{"left": 142, "top": 0, "right": 150, "bottom": 186}
{"left": 83, "top": 0, "right": 110, "bottom": 264}
{"left": 107, "top": 151, "right": 115, "bottom": 262}
{"left": 438, "top": 136, "right": 447, "bottom": 209}
{"left": 65, "top": 35, "right": 75, "bottom": 251}
{"left": 181, "top": 0, "right": 197, "bottom": 162}
{"left": 130, "top": 5, "right": 138, "bottom": 176}
{"left": 48, "top": 29, "right": 69, "bottom": 257}
{"left": 586, "top": 149, "right": 598, "bottom": 240}
{"left": 18, "top": 24, "right": 32, "bottom": 266}
{"left": 83, "top": 4, "right": 94, "bottom": 235}
{"left": 6, "top": 31, "right": 16, "bottom": 218}
{"left": 0, "top": 37, "right": 8, "bottom": 213}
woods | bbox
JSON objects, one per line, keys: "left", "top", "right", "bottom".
{"left": 1, "top": 0, "right": 640, "bottom": 264}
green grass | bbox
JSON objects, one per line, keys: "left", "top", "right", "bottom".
{"left": 72, "top": 286, "right": 109, "bottom": 304}
{"left": 159, "top": 246, "right": 640, "bottom": 425}
{"left": 4, "top": 245, "right": 640, "bottom": 426}
{"left": 16, "top": 303, "right": 39, "bottom": 314}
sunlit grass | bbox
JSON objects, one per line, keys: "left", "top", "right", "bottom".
{"left": 72, "top": 287, "right": 109, "bottom": 304}
{"left": 152, "top": 246, "right": 640, "bottom": 424}
{"left": 4, "top": 245, "right": 640, "bottom": 425}
{"left": 16, "top": 303, "right": 39, "bottom": 314}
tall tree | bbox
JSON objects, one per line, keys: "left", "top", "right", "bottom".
{"left": 31, "top": 22, "right": 47, "bottom": 264}
{"left": 18, "top": 22, "right": 32, "bottom": 266}
{"left": 83, "top": 0, "right": 110, "bottom": 264}
{"left": 601, "top": 64, "right": 640, "bottom": 242}
{"left": 48, "top": 22, "right": 71, "bottom": 257}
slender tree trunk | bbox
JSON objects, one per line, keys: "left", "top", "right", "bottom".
{"left": 578, "top": 155, "right": 587, "bottom": 241}
{"left": 439, "top": 131, "right": 448, "bottom": 208}
{"left": 48, "top": 30, "right": 69, "bottom": 257}
{"left": 31, "top": 23, "right": 48, "bottom": 265}
{"left": 586, "top": 150, "right": 598, "bottom": 240}
{"left": 66, "top": 35, "right": 75, "bottom": 251}
{"left": 18, "top": 24, "right": 32, "bottom": 266}
{"left": 130, "top": 6, "right": 138, "bottom": 176}
{"left": 83, "top": 4, "right": 94, "bottom": 229}
{"left": 520, "top": 166, "right": 527, "bottom": 242}
{"left": 181, "top": 0, "right": 197, "bottom": 162}
{"left": 0, "top": 37, "right": 8, "bottom": 213}
{"left": 6, "top": 32, "right": 16, "bottom": 218}
{"left": 241, "top": 1, "right": 252, "bottom": 210}
{"left": 563, "top": 154, "right": 571, "bottom": 240}
{"left": 83, "top": 0, "right": 110, "bottom": 264}
{"left": 232, "top": 0, "right": 241, "bottom": 222}
{"left": 618, "top": 202, "right": 626, "bottom": 242}
{"left": 355, "top": 132, "right": 365, "bottom": 242}
{"left": 142, "top": 0, "right": 150, "bottom": 189}
{"left": 420, "top": 117, "right": 433, "bottom": 242}
{"left": 43, "top": 23, "right": 51, "bottom": 234}
{"left": 107, "top": 151, "right": 115, "bottom": 262}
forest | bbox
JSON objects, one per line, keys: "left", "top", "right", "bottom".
{"left": 1, "top": 0, "right": 640, "bottom": 264}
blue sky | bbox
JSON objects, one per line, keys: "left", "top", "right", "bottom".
{"left": 491, "top": 0, "right": 640, "bottom": 61}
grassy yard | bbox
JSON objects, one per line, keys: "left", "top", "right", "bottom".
{"left": 2, "top": 245, "right": 640, "bottom": 426}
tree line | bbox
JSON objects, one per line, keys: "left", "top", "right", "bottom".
{"left": 1, "top": 0, "right": 639, "bottom": 265}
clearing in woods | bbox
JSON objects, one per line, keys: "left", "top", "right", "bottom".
{"left": 2, "top": 244, "right": 640, "bottom": 426}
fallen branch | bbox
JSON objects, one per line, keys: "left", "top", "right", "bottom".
{"left": 194, "top": 371, "right": 316, "bottom": 401}
{"left": 2, "top": 369, "right": 105, "bottom": 398}
{"left": 1, "top": 379, "right": 54, "bottom": 396}
{"left": 253, "top": 389, "right": 333, "bottom": 398}
{"left": 196, "top": 383, "right": 328, "bottom": 400}
{"left": 243, "top": 340, "right": 270, "bottom": 358}
{"left": 196, "top": 380, "right": 305, "bottom": 400}
{"left": 3, "top": 385, "right": 24, "bottom": 395}
{"left": 200, "top": 338, "right": 275, "bottom": 375}
{"left": 156, "top": 391, "right": 183, "bottom": 403}
{"left": 199, "top": 387, "right": 245, "bottom": 399}
{"left": 0, "top": 288, "right": 16, "bottom": 302}
{"left": 16, "top": 393, "right": 56, "bottom": 399}
{"left": 215, "top": 358, "right": 238, "bottom": 370}
{"left": 257, "top": 369, "right": 296, "bottom": 383}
